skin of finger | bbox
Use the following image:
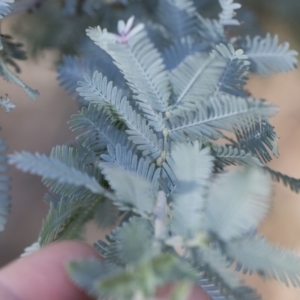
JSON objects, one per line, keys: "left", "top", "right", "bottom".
{"left": 188, "top": 285, "right": 210, "bottom": 300}
{"left": 0, "top": 241, "right": 99, "bottom": 300}
{"left": 0, "top": 240, "right": 210, "bottom": 300}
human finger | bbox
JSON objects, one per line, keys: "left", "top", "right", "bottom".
{"left": 0, "top": 241, "right": 99, "bottom": 300}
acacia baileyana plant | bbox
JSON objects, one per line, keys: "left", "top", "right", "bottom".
{"left": 4, "top": 0, "right": 300, "bottom": 299}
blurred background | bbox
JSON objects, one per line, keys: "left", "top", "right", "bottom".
{"left": 1, "top": 1, "right": 300, "bottom": 299}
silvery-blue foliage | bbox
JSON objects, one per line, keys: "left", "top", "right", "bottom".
{"left": 0, "top": 1, "right": 38, "bottom": 108}
{"left": 0, "top": 0, "right": 13, "bottom": 19}
{"left": 0, "top": 0, "right": 39, "bottom": 102}
{"left": 0, "top": 0, "right": 37, "bottom": 233}
{"left": 8, "top": 0, "right": 300, "bottom": 299}
{"left": 0, "top": 139, "right": 10, "bottom": 232}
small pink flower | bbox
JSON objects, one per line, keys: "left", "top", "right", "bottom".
{"left": 99, "top": 16, "right": 143, "bottom": 45}
{"left": 115, "top": 16, "right": 135, "bottom": 44}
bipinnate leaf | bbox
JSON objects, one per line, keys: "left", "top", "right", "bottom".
{"left": 39, "top": 145, "right": 104, "bottom": 203}
{"left": 265, "top": 166, "right": 300, "bottom": 193}
{"left": 87, "top": 21, "right": 170, "bottom": 113}
{"left": 218, "top": 0, "right": 241, "bottom": 26}
{"left": 69, "top": 105, "right": 128, "bottom": 153}
{"left": 101, "top": 144, "right": 160, "bottom": 180}
{"left": 204, "top": 167, "right": 272, "bottom": 241}
{"left": 235, "top": 120, "right": 279, "bottom": 163}
{"left": 171, "top": 142, "right": 214, "bottom": 188}
{"left": 58, "top": 197, "right": 106, "bottom": 242}
{"left": 213, "top": 144, "right": 263, "bottom": 168}
{"left": 163, "top": 39, "right": 207, "bottom": 70}
{"left": 9, "top": 151, "right": 104, "bottom": 194}
{"left": 169, "top": 51, "right": 219, "bottom": 112}
{"left": 100, "top": 164, "right": 156, "bottom": 215}
{"left": 76, "top": 71, "right": 126, "bottom": 116}
{"left": 192, "top": 247, "right": 260, "bottom": 300}
{"left": 86, "top": 21, "right": 169, "bottom": 136}
{"left": 211, "top": 44, "right": 249, "bottom": 97}
{"left": 57, "top": 56, "right": 92, "bottom": 98}
{"left": 242, "top": 34, "right": 298, "bottom": 76}
{"left": 0, "top": 56, "right": 39, "bottom": 100}
{"left": 157, "top": 0, "right": 198, "bottom": 40}
{"left": 39, "top": 196, "right": 82, "bottom": 246}
{"left": 197, "top": 14, "right": 227, "bottom": 45}
{"left": 226, "top": 234, "right": 300, "bottom": 287}
{"left": 168, "top": 94, "right": 278, "bottom": 141}
{"left": 77, "top": 71, "right": 163, "bottom": 159}
{"left": 169, "top": 142, "right": 214, "bottom": 236}
{"left": 58, "top": 53, "right": 125, "bottom": 101}
{"left": 40, "top": 193, "right": 106, "bottom": 246}
{"left": 200, "top": 247, "right": 242, "bottom": 290}
{"left": 94, "top": 217, "right": 154, "bottom": 267}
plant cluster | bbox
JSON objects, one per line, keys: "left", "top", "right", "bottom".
{"left": 1, "top": 0, "right": 300, "bottom": 299}
{"left": 0, "top": 0, "right": 40, "bottom": 237}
